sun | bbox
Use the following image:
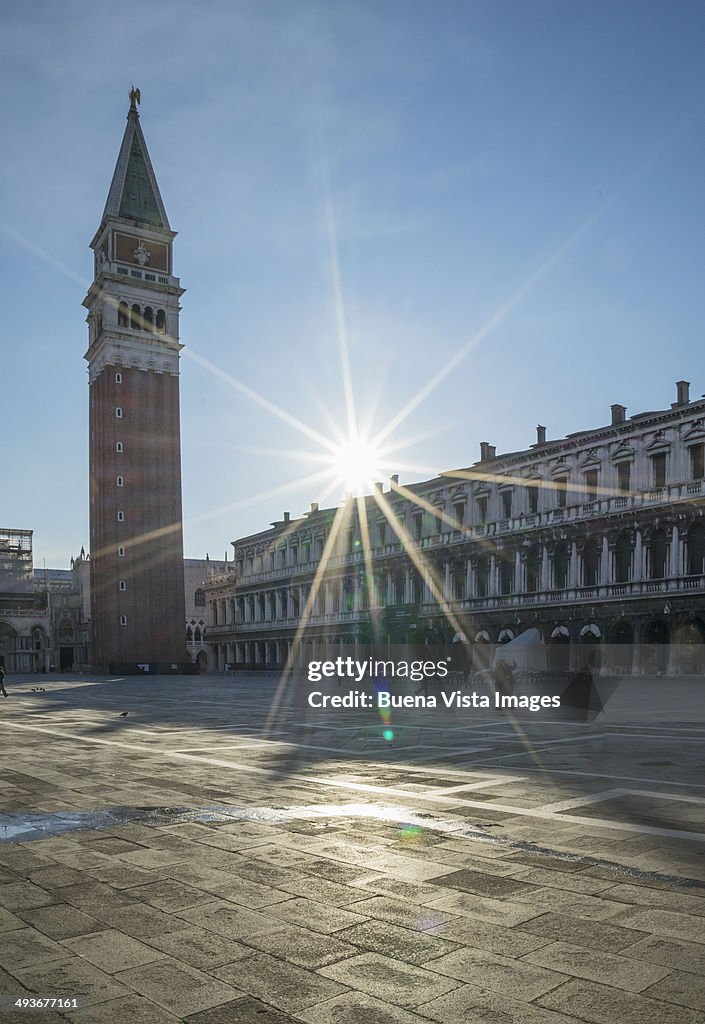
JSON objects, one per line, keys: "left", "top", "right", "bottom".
{"left": 330, "top": 435, "right": 384, "bottom": 495}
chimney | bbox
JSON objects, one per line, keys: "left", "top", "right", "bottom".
{"left": 283, "top": 511, "right": 290, "bottom": 523}
{"left": 536, "top": 425, "right": 546, "bottom": 445}
{"left": 374, "top": 481, "right": 383, "bottom": 493}
{"left": 480, "top": 442, "right": 490, "bottom": 461}
{"left": 390, "top": 474, "right": 399, "bottom": 488}
{"left": 310, "top": 502, "right": 319, "bottom": 513}
{"left": 611, "top": 404, "right": 627, "bottom": 425}
{"left": 676, "top": 380, "right": 690, "bottom": 406}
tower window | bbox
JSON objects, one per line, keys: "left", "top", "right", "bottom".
{"left": 116, "top": 442, "right": 123, "bottom": 453}
{"left": 118, "top": 546, "right": 125, "bottom": 557}
{"left": 116, "top": 475, "right": 124, "bottom": 487}
{"left": 143, "top": 307, "right": 153, "bottom": 332}
{"left": 115, "top": 372, "right": 122, "bottom": 384}
{"left": 115, "top": 407, "right": 123, "bottom": 418}
{"left": 120, "top": 615, "right": 128, "bottom": 626}
{"left": 119, "top": 580, "right": 126, "bottom": 591}
{"left": 155, "top": 309, "right": 166, "bottom": 334}
{"left": 131, "top": 304, "right": 141, "bottom": 329}
{"left": 117, "top": 510, "right": 124, "bottom": 522}
{"left": 118, "top": 302, "right": 129, "bottom": 327}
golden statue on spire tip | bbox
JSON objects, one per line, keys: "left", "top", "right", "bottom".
{"left": 129, "top": 85, "right": 141, "bottom": 109}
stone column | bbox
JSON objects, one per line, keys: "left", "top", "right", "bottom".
{"left": 540, "top": 545, "right": 549, "bottom": 591}
{"left": 514, "top": 550, "right": 522, "bottom": 593}
{"left": 670, "top": 524, "right": 680, "bottom": 577}
{"left": 634, "top": 530, "right": 643, "bottom": 581}
{"left": 570, "top": 541, "right": 578, "bottom": 587}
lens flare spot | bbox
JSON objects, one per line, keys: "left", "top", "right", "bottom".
{"left": 382, "top": 728, "right": 394, "bottom": 741}
{"left": 399, "top": 823, "right": 424, "bottom": 842}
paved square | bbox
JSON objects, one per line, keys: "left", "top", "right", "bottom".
{"left": 1, "top": 672, "right": 704, "bottom": 1022}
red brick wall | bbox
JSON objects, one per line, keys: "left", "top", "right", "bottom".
{"left": 90, "top": 365, "right": 187, "bottom": 668}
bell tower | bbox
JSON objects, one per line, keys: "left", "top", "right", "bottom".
{"left": 84, "top": 90, "right": 187, "bottom": 672}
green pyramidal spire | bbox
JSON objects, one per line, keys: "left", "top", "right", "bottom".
{"left": 101, "top": 93, "right": 170, "bottom": 232}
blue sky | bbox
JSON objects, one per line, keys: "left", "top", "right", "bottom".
{"left": 3, "top": 0, "right": 705, "bottom": 565}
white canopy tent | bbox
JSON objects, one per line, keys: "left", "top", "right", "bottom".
{"left": 492, "top": 627, "right": 548, "bottom": 671}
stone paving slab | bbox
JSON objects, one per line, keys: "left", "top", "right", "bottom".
{"left": 537, "top": 977, "right": 705, "bottom": 1024}
{"left": 185, "top": 996, "right": 296, "bottom": 1023}
{"left": 521, "top": 938, "right": 672, "bottom": 992}
{"left": 294, "top": 991, "right": 434, "bottom": 1024}
{"left": 66, "top": 994, "right": 181, "bottom": 1023}
{"left": 62, "top": 928, "right": 166, "bottom": 973}
{"left": 421, "top": 945, "right": 567, "bottom": 1001}
{"left": 417, "top": 982, "right": 583, "bottom": 1024}
{"left": 18, "top": 904, "right": 104, "bottom": 940}
{"left": 213, "top": 951, "right": 349, "bottom": 1012}
{"left": 141, "top": 926, "right": 253, "bottom": 971}
{"left": 239, "top": 921, "right": 360, "bottom": 968}
{"left": 113, "top": 957, "right": 242, "bottom": 1017}
{"left": 2, "top": 674, "right": 705, "bottom": 1022}
{"left": 318, "top": 952, "right": 461, "bottom": 1007}
{"left": 12, "top": 956, "right": 130, "bottom": 1008}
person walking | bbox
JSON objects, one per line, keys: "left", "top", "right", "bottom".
{"left": 0, "top": 665, "right": 7, "bottom": 698}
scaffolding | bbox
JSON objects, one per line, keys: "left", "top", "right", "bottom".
{"left": 0, "top": 528, "right": 34, "bottom": 588}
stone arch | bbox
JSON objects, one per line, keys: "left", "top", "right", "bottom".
{"left": 673, "top": 618, "right": 705, "bottom": 674}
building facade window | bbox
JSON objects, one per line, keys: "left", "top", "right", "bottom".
{"left": 499, "top": 556, "right": 514, "bottom": 595}
{"left": 584, "top": 469, "right": 599, "bottom": 498}
{"left": 115, "top": 407, "right": 123, "bottom": 418}
{"left": 614, "top": 532, "right": 632, "bottom": 583}
{"left": 115, "top": 372, "right": 122, "bottom": 383}
{"left": 413, "top": 513, "right": 423, "bottom": 540}
{"left": 120, "top": 615, "right": 127, "bottom": 626}
{"left": 119, "top": 580, "right": 126, "bottom": 591}
{"left": 117, "top": 510, "right": 124, "bottom": 521}
{"left": 118, "top": 302, "right": 129, "bottom": 327}
{"left": 527, "top": 484, "right": 539, "bottom": 514}
{"left": 476, "top": 496, "right": 488, "bottom": 523}
{"left": 553, "top": 543, "right": 569, "bottom": 589}
{"left": 555, "top": 477, "right": 568, "bottom": 508}
{"left": 118, "top": 546, "right": 125, "bottom": 557}
{"left": 454, "top": 501, "right": 466, "bottom": 527}
{"left": 116, "top": 475, "right": 123, "bottom": 487}
{"left": 649, "top": 529, "right": 667, "bottom": 579}
{"left": 617, "top": 461, "right": 631, "bottom": 494}
{"left": 690, "top": 444, "right": 704, "bottom": 480}
{"left": 687, "top": 522, "right": 705, "bottom": 575}
{"left": 116, "top": 442, "right": 123, "bottom": 453}
{"left": 501, "top": 491, "right": 512, "bottom": 519}
{"left": 652, "top": 453, "right": 667, "bottom": 488}
{"left": 194, "top": 588, "right": 205, "bottom": 606}
{"left": 582, "top": 539, "right": 600, "bottom": 586}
